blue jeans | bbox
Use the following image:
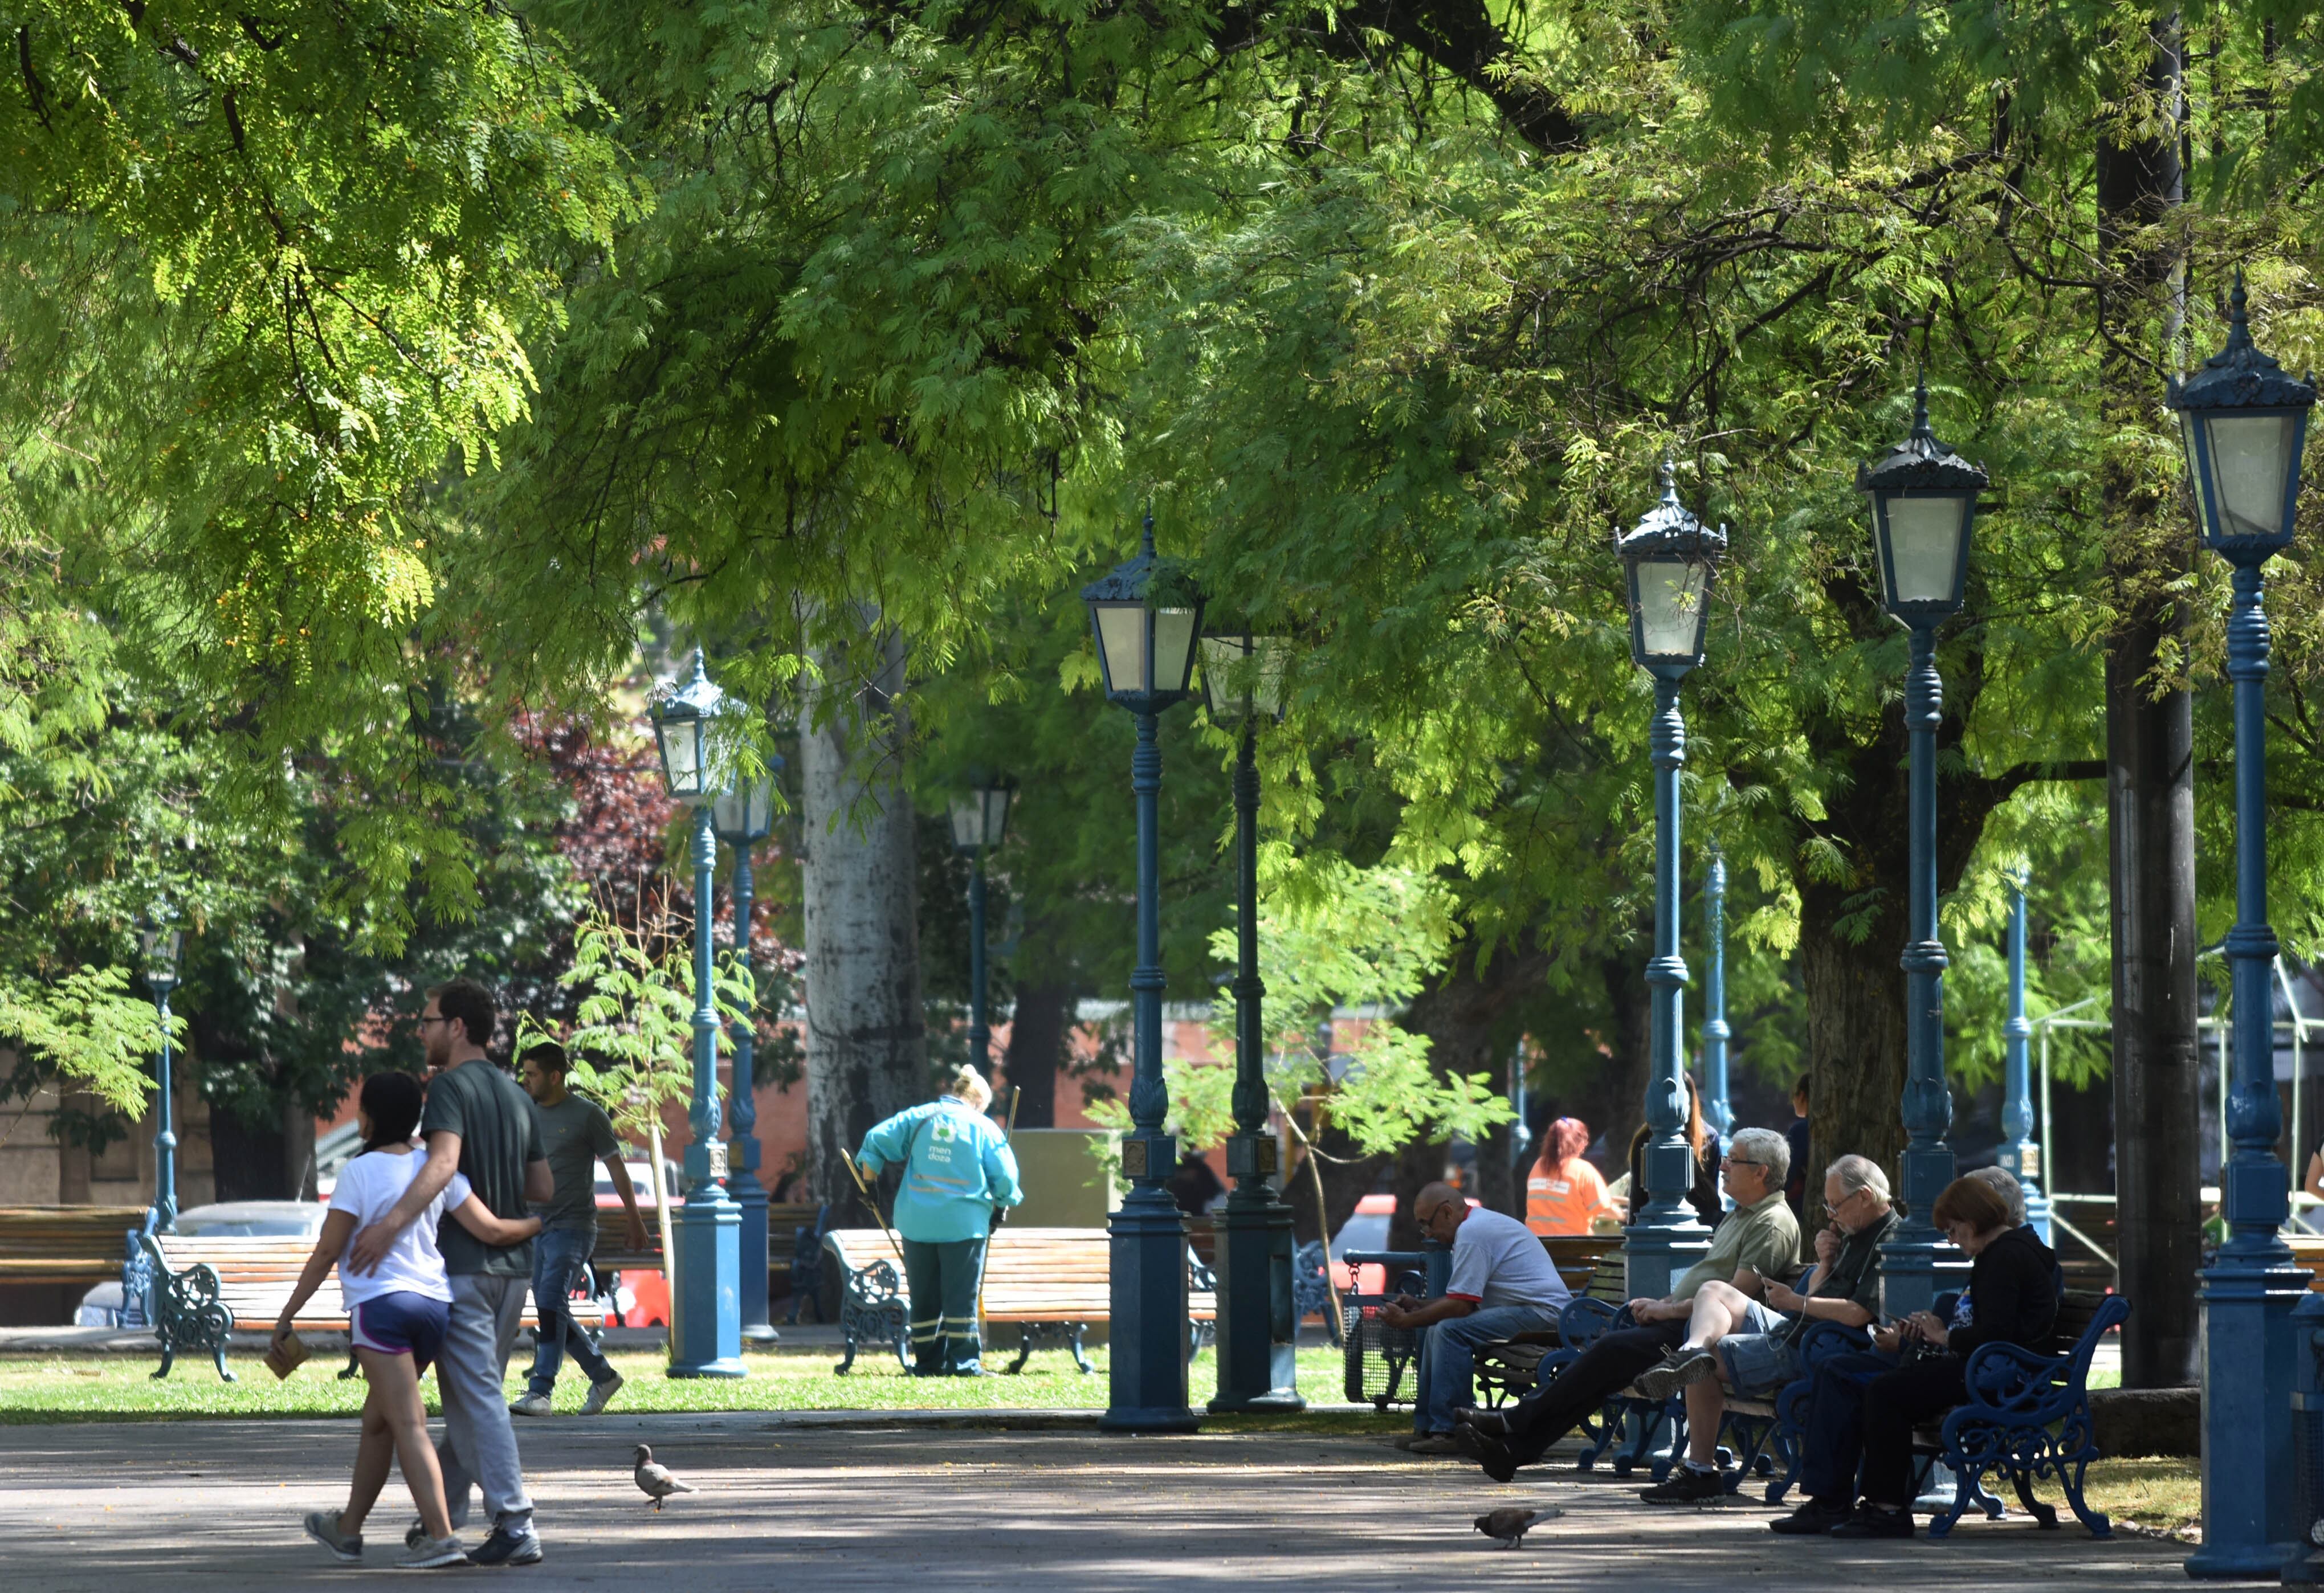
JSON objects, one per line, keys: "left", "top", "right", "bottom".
{"left": 1414, "top": 1304, "right": 1563, "bottom": 1435}
{"left": 526, "top": 1226, "right": 614, "bottom": 1396}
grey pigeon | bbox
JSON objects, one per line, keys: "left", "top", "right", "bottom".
{"left": 1474, "top": 1505, "right": 1558, "bottom": 1548}
{"left": 633, "top": 1444, "right": 699, "bottom": 1510}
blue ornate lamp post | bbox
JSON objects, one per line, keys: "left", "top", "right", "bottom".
{"left": 1997, "top": 869, "right": 2052, "bottom": 1245}
{"left": 947, "top": 780, "right": 1014, "bottom": 1069}
{"left": 1615, "top": 462, "right": 1724, "bottom": 1297}
{"left": 1198, "top": 628, "right": 1303, "bottom": 1415}
{"left": 2170, "top": 277, "right": 2315, "bottom": 1579}
{"left": 1858, "top": 375, "right": 1987, "bottom": 1317}
{"left": 1082, "top": 509, "right": 1204, "bottom": 1433}
{"left": 713, "top": 766, "right": 780, "bottom": 1346}
{"left": 140, "top": 911, "right": 184, "bottom": 1234}
{"left": 650, "top": 650, "right": 747, "bottom": 1378}
{"left": 1701, "top": 845, "right": 1733, "bottom": 1154}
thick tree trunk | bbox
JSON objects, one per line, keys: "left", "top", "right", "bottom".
{"left": 1385, "top": 943, "right": 1552, "bottom": 1244}
{"left": 2097, "top": 22, "right": 2200, "bottom": 1390}
{"left": 1799, "top": 883, "right": 1912, "bottom": 1202}
{"left": 801, "top": 630, "right": 927, "bottom": 1231}
{"left": 1577, "top": 949, "right": 1653, "bottom": 1173}
{"left": 1000, "top": 976, "right": 1074, "bottom": 1129}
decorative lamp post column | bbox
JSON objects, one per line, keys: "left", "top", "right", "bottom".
{"left": 1859, "top": 373, "right": 1988, "bottom": 1318}
{"left": 2168, "top": 277, "right": 2315, "bottom": 1580}
{"left": 1614, "top": 461, "right": 1725, "bottom": 1297}
{"left": 947, "top": 781, "right": 1015, "bottom": 1069}
{"left": 1082, "top": 508, "right": 1204, "bottom": 1433}
{"left": 1702, "top": 845, "right": 1733, "bottom": 1154}
{"left": 713, "top": 766, "right": 780, "bottom": 1346}
{"left": 140, "top": 911, "right": 185, "bottom": 1234}
{"left": 1997, "top": 869, "right": 2052, "bottom": 1245}
{"left": 650, "top": 650, "right": 747, "bottom": 1378}
{"left": 1198, "top": 628, "right": 1303, "bottom": 1414}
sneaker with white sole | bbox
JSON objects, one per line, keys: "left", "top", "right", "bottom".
{"left": 508, "top": 1391, "right": 555, "bottom": 1418}
{"left": 303, "top": 1509, "right": 362, "bottom": 1562}
{"left": 465, "top": 1526, "right": 544, "bottom": 1566}
{"left": 1634, "top": 1346, "right": 1720, "bottom": 1403}
{"left": 397, "top": 1534, "right": 468, "bottom": 1570}
{"left": 580, "top": 1371, "right": 625, "bottom": 1416}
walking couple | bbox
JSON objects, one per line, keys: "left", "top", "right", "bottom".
{"left": 274, "top": 980, "right": 557, "bottom": 1569}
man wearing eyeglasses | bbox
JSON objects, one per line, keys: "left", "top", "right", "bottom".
{"left": 1453, "top": 1125, "right": 1800, "bottom": 1480}
{"left": 1379, "top": 1183, "right": 1570, "bottom": 1455}
{"left": 1631, "top": 1153, "right": 1898, "bottom": 1503}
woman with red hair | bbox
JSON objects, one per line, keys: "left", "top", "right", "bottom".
{"left": 1525, "top": 1118, "right": 1615, "bottom": 1236}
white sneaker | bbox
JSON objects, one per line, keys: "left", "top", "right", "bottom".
{"left": 507, "top": 1392, "right": 555, "bottom": 1418}
{"left": 397, "top": 1534, "right": 467, "bottom": 1570}
{"left": 580, "top": 1371, "right": 625, "bottom": 1416}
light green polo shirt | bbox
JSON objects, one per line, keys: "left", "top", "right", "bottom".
{"left": 1673, "top": 1190, "right": 1802, "bottom": 1300}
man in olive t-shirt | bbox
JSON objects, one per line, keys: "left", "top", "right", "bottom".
{"left": 510, "top": 1040, "right": 647, "bottom": 1417}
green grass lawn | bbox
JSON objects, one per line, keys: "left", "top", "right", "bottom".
{"left": 0, "top": 1345, "right": 1374, "bottom": 1426}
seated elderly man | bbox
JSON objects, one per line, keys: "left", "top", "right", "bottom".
{"left": 1453, "top": 1126, "right": 1800, "bottom": 1480}
{"left": 1632, "top": 1154, "right": 1899, "bottom": 1503}
{"left": 1380, "top": 1183, "right": 1571, "bottom": 1455}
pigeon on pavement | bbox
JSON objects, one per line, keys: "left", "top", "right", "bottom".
{"left": 634, "top": 1444, "right": 700, "bottom": 1511}
{"left": 1474, "top": 1505, "right": 1559, "bottom": 1548}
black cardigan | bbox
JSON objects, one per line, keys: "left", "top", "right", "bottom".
{"left": 1950, "top": 1224, "right": 2061, "bottom": 1357}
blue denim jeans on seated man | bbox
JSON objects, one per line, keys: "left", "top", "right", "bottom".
{"left": 526, "top": 1225, "right": 615, "bottom": 1397}
{"left": 1413, "top": 1304, "right": 1563, "bottom": 1435}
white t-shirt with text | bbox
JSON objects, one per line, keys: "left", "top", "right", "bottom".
{"left": 327, "top": 1147, "right": 472, "bottom": 1310}
{"left": 1444, "top": 1204, "right": 1571, "bottom": 1312}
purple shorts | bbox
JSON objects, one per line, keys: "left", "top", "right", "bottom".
{"left": 350, "top": 1293, "right": 450, "bottom": 1372}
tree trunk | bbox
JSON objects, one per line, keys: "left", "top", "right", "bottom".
{"left": 1577, "top": 949, "right": 1653, "bottom": 1173}
{"left": 1798, "top": 881, "right": 1913, "bottom": 1207}
{"left": 999, "top": 976, "right": 1073, "bottom": 1130}
{"left": 1386, "top": 942, "right": 1552, "bottom": 1244}
{"left": 801, "top": 630, "right": 927, "bottom": 1231}
{"left": 2098, "top": 20, "right": 2200, "bottom": 1390}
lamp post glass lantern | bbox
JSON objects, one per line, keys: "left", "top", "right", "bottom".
{"left": 713, "top": 765, "right": 781, "bottom": 1346}
{"left": 2168, "top": 276, "right": 2317, "bottom": 1579}
{"left": 1199, "top": 628, "right": 1304, "bottom": 1414}
{"left": 1081, "top": 509, "right": 1203, "bottom": 1433}
{"left": 948, "top": 781, "right": 1013, "bottom": 1071}
{"left": 1858, "top": 373, "right": 1988, "bottom": 1318}
{"left": 140, "top": 910, "right": 184, "bottom": 1235}
{"left": 1616, "top": 460, "right": 1724, "bottom": 1297}
{"left": 649, "top": 650, "right": 747, "bottom": 1378}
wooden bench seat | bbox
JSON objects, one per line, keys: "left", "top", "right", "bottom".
{"left": 823, "top": 1227, "right": 1217, "bottom": 1374}
{"left": 0, "top": 1205, "right": 148, "bottom": 1283}
{"left": 141, "top": 1232, "right": 604, "bottom": 1381}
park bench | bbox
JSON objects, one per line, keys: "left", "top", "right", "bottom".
{"left": 1731, "top": 1286, "right": 2125, "bottom": 1537}
{"left": 0, "top": 1204, "right": 148, "bottom": 1284}
{"left": 1469, "top": 1237, "right": 1629, "bottom": 1408}
{"left": 134, "top": 1229, "right": 606, "bottom": 1381}
{"left": 822, "top": 1226, "right": 1218, "bottom": 1375}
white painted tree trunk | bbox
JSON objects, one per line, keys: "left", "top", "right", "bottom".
{"left": 801, "top": 629, "right": 926, "bottom": 1229}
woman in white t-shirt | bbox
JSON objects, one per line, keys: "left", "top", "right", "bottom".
{"left": 275, "top": 1072, "right": 541, "bottom": 1570}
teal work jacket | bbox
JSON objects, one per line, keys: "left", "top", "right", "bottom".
{"left": 857, "top": 1096, "right": 1024, "bottom": 1244}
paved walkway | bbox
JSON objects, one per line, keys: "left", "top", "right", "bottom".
{"left": 1, "top": 1412, "right": 2217, "bottom": 1590}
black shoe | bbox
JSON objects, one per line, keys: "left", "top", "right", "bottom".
{"left": 1829, "top": 1505, "right": 1915, "bottom": 1539}
{"left": 466, "top": 1527, "right": 544, "bottom": 1566}
{"left": 1768, "top": 1497, "right": 1856, "bottom": 1535}
{"left": 1452, "top": 1423, "right": 1521, "bottom": 1485}
{"left": 1638, "top": 1467, "right": 1727, "bottom": 1505}
{"left": 1452, "top": 1404, "right": 1509, "bottom": 1439}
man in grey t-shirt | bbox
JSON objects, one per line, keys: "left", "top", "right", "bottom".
{"left": 1380, "top": 1183, "right": 1569, "bottom": 1452}
{"left": 510, "top": 1040, "right": 647, "bottom": 1418}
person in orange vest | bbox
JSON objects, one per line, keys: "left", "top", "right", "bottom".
{"left": 1525, "top": 1118, "right": 1616, "bottom": 1236}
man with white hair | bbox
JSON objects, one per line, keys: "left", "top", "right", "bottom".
{"left": 1633, "top": 1153, "right": 1899, "bottom": 1503}
{"left": 1453, "top": 1124, "right": 1800, "bottom": 1480}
